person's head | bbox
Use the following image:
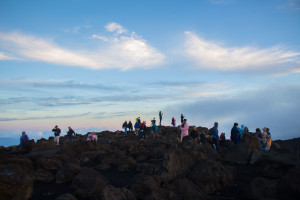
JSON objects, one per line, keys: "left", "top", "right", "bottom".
{"left": 262, "top": 127, "right": 268, "bottom": 132}
{"left": 245, "top": 127, "right": 249, "bottom": 131}
{"left": 256, "top": 128, "right": 261, "bottom": 133}
{"left": 234, "top": 123, "right": 238, "bottom": 127}
{"left": 241, "top": 124, "right": 244, "bottom": 129}
{"left": 214, "top": 122, "right": 218, "bottom": 127}
{"left": 22, "top": 131, "right": 26, "bottom": 135}
{"left": 183, "top": 119, "right": 187, "bottom": 123}
{"left": 68, "top": 126, "right": 71, "bottom": 129}
{"left": 266, "top": 128, "right": 270, "bottom": 133}
{"left": 193, "top": 126, "right": 197, "bottom": 131}
{"left": 55, "top": 125, "right": 58, "bottom": 128}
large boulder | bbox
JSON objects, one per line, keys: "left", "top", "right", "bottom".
{"left": 71, "top": 168, "right": 109, "bottom": 199}
{"left": 103, "top": 185, "right": 136, "bottom": 200}
{"left": 0, "top": 170, "right": 33, "bottom": 200}
{"left": 130, "top": 175, "right": 162, "bottom": 199}
{"left": 224, "top": 133, "right": 263, "bottom": 163}
{"left": 188, "top": 160, "right": 233, "bottom": 194}
{"left": 56, "top": 163, "right": 81, "bottom": 184}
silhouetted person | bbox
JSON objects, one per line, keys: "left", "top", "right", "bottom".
{"left": 52, "top": 125, "right": 61, "bottom": 146}
{"left": 20, "top": 131, "right": 29, "bottom": 150}
{"left": 211, "top": 122, "right": 219, "bottom": 149}
{"left": 231, "top": 123, "right": 239, "bottom": 144}
{"left": 67, "top": 126, "right": 75, "bottom": 142}
{"left": 159, "top": 111, "right": 163, "bottom": 126}
{"left": 180, "top": 114, "right": 184, "bottom": 123}
{"left": 122, "top": 121, "right": 128, "bottom": 135}
{"left": 128, "top": 121, "right": 133, "bottom": 132}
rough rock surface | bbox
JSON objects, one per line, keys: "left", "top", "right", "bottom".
{"left": 0, "top": 127, "right": 299, "bottom": 200}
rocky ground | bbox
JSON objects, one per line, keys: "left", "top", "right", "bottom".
{"left": 0, "top": 126, "right": 299, "bottom": 200}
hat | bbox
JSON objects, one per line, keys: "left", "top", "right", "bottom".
{"left": 22, "top": 131, "right": 26, "bottom": 135}
{"left": 193, "top": 127, "right": 197, "bottom": 130}
{"left": 262, "top": 127, "right": 268, "bottom": 131}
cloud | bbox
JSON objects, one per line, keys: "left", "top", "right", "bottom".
{"left": 0, "top": 52, "right": 19, "bottom": 60}
{"left": 0, "top": 23, "right": 164, "bottom": 70}
{"left": 164, "top": 84, "right": 300, "bottom": 140}
{"left": 148, "top": 81, "right": 225, "bottom": 89}
{"left": 105, "top": 22, "right": 127, "bottom": 35}
{"left": 0, "top": 112, "right": 92, "bottom": 121}
{"left": 92, "top": 34, "right": 109, "bottom": 42}
{"left": 184, "top": 32, "right": 300, "bottom": 73}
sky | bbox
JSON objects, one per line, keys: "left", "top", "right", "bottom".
{"left": 0, "top": 0, "right": 300, "bottom": 146}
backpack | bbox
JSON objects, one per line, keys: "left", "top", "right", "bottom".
{"left": 208, "top": 128, "right": 213, "bottom": 136}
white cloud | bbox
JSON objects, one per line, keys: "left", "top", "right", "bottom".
{"left": 92, "top": 34, "right": 109, "bottom": 42}
{"left": 0, "top": 27, "right": 164, "bottom": 70}
{"left": 105, "top": 22, "right": 127, "bottom": 35}
{"left": 184, "top": 32, "right": 300, "bottom": 72}
{"left": 0, "top": 52, "right": 19, "bottom": 60}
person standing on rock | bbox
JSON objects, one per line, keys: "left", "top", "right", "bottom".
{"left": 190, "top": 126, "right": 199, "bottom": 141}
{"left": 180, "top": 114, "right": 184, "bottom": 123}
{"left": 122, "top": 121, "right": 128, "bottom": 135}
{"left": 128, "top": 121, "right": 133, "bottom": 133}
{"left": 52, "top": 125, "right": 61, "bottom": 146}
{"left": 231, "top": 123, "right": 239, "bottom": 144}
{"left": 200, "top": 130, "right": 206, "bottom": 144}
{"left": 134, "top": 118, "right": 139, "bottom": 136}
{"left": 139, "top": 121, "right": 147, "bottom": 140}
{"left": 152, "top": 120, "right": 160, "bottom": 139}
{"left": 20, "top": 131, "right": 29, "bottom": 150}
{"left": 180, "top": 119, "right": 189, "bottom": 143}
{"left": 67, "top": 126, "right": 75, "bottom": 142}
{"left": 171, "top": 117, "right": 176, "bottom": 127}
{"left": 159, "top": 111, "right": 163, "bottom": 126}
{"left": 212, "top": 122, "right": 219, "bottom": 149}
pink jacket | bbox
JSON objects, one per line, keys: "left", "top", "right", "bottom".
{"left": 180, "top": 122, "right": 189, "bottom": 142}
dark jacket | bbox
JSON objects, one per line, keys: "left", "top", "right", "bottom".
{"left": 67, "top": 129, "right": 75, "bottom": 137}
{"left": 52, "top": 128, "right": 61, "bottom": 136}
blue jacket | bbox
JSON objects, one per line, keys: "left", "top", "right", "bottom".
{"left": 134, "top": 122, "right": 139, "bottom": 129}
{"left": 212, "top": 126, "right": 219, "bottom": 139}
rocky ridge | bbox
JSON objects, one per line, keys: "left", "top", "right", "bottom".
{"left": 0, "top": 126, "right": 299, "bottom": 200}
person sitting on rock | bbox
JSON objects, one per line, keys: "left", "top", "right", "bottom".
{"left": 52, "top": 125, "right": 61, "bottom": 146}
{"left": 67, "top": 126, "right": 75, "bottom": 142}
{"left": 87, "top": 132, "right": 97, "bottom": 142}
{"left": 190, "top": 126, "right": 198, "bottom": 141}
{"left": 211, "top": 122, "right": 219, "bottom": 149}
{"left": 180, "top": 119, "right": 189, "bottom": 143}
{"left": 20, "top": 131, "right": 29, "bottom": 150}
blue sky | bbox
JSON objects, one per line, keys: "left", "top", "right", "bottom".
{"left": 1, "top": 0, "right": 300, "bottom": 146}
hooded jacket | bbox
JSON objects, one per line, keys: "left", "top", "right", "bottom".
{"left": 180, "top": 122, "right": 189, "bottom": 142}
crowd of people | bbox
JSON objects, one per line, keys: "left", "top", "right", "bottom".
{"left": 19, "top": 111, "right": 272, "bottom": 152}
